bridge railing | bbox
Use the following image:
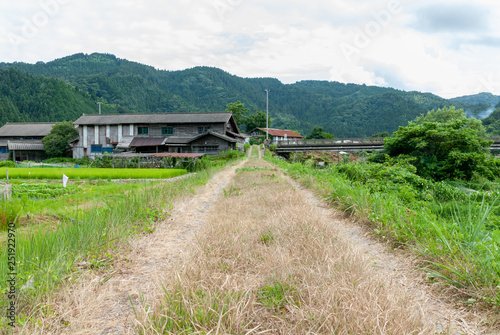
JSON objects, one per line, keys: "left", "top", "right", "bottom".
{"left": 277, "top": 137, "right": 385, "bottom": 147}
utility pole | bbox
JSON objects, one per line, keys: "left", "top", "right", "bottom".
{"left": 97, "top": 102, "right": 103, "bottom": 115}
{"left": 263, "top": 89, "right": 270, "bottom": 140}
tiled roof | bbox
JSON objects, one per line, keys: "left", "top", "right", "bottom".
{"left": 74, "top": 112, "right": 233, "bottom": 125}
{"left": 116, "top": 137, "right": 134, "bottom": 149}
{"left": 163, "top": 131, "right": 236, "bottom": 145}
{"left": 163, "top": 137, "right": 192, "bottom": 144}
{"left": 226, "top": 130, "right": 247, "bottom": 138}
{"left": 186, "top": 131, "right": 237, "bottom": 143}
{"left": 0, "top": 123, "right": 56, "bottom": 137}
{"left": 130, "top": 137, "right": 166, "bottom": 147}
{"left": 257, "top": 128, "right": 303, "bottom": 138}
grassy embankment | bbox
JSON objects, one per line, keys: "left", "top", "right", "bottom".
{"left": 0, "top": 151, "right": 245, "bottom": 330}
{"left": 135, "top": 148, "right": 432, "bottom": 334}
{"left": 266, "top": 154, "right": 500, "bottom": 311}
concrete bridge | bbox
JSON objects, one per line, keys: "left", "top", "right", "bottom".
{"left": 276, "top": 137, "right": 500, "bottom": 156}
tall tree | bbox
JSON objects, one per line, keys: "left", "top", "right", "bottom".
{"left": 42, "top": 121, "right": 78, "bottom": 158}
{"left": 413, "top": 106, "right": 486, "bottom": 137}
{"left": 384, "top": 120, "right": 492, "bottom": 181}
{"left": 245, "top": 110, "right": 270, "bottom": 131}
{"left": 225, "top": 100, "right": 249, "bottom": 128}
{"left": 306, "top": 126, "right": 334, "bottom": 139}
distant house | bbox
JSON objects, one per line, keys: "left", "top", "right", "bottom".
{"left": 72, "top": 112, "right": 244, "bottom": 158}
{"left": 249, "top": 128, "right": 303, "bottom": 144}
{"left": 0, "top": 123, "right": 56, "bottom": 161}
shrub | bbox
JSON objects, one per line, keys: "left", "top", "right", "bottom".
{"left": 384, "top": 120, "right": 492, "bottom": 181}
{"left": 0, "top": 161, "right": 15, "bottom": 168}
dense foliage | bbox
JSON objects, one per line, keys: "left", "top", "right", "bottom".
{"left": 0, "top": 53, "right": 490, "bottom": 137}
{"left": 0, "top": 68, "right": 102, "bottom": 125}
{"left": 306, "top": 126, "right": 334, "bottom": 139}
{"left": 42, "top": 121, "right": 79, "bottom": 158}
{"left": 268, "top": 156, "right": 500, "bottom": 307}
{"left": 450, "top": 92, "right": 500, "bottom": 116}
{"left": 225, "top": 100, "right": 248, "bottom": 128}
{"left": 384, "top": 121, "right": 493, "bottom": 181}
{"left": 375, "top": 107, "right": 495, "bottom": 181}
{"left": 482, "top": 105, "right": 500, "bottom": 135}
{"left": 413, "top": 106, "right": 486, "bottom": 137}
{"left": 245, "top": 110, "right": 271, "bottom": 131}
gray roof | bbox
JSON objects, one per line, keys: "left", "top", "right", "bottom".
{"left": 0, "top": 123, "right": 56, "bottom": 137}
{"left": 163, "top": 131, "right": 237, "bottom": 145}
{"left": 116, "top": 137, "right": 134, "bottom": 149}
{"left": 73, "top": 113, "right": 233, "bottom": 126}
{"left": 8, "top": 140, "right": 44, "bottom": 151}
{"left": 164, "top": 137, "right": 192, "bottom": 144}
{"left": 130, "top": 137, "right": 166, "bottom": 147}
{"left": 187, "top": 131, "right": 237, "bottom": 143}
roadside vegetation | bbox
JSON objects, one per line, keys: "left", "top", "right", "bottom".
{"left": 0, "top": 150, "right": 245, "bottom": 331}
{"left": 266, "top": 108, "right": 500, "bottom": 313}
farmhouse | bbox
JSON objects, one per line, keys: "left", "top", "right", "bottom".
{"left": 72, "top": 112, "right": 244, "bottom": 158}
{"left": 0, "top": 122, "right": 56, "bottom": 161}
{"left": 249, "top": 128, "right": 303, "bottom": 144}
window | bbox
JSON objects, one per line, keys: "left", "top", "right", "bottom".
{"left": 0, "top": 147, "right": 8, "bottom": 154}
{"left": 102, "top": 147, "right": 114, "bottom": 154}
{"left": 162, "top": 127, "right": 174, "bottom": 135}
{"left": 91, "top": 144, "right": 103, "bottom": 153}
{"left": 138, "top": 126, "right": 149, "bottom": 135}
{"left": 198, "top": 126, "right": 210, "bottom": 134}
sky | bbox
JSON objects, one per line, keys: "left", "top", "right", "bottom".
{"left": 1, "top": 0, "right": 500, "bottom": 99}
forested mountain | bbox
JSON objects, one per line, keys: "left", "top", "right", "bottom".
{"left": 481, "top": 105, "right": 500, "bottom": 135}
{"left": 451, "top": 92, "right": 500, "bottom": 108}
{"left": 0, "top": 68, "right": 108, "bottom": 125}
{"left": 0, "top": 53, "right": 491, "bottom": 137}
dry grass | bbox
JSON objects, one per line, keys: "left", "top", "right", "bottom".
{"left": 135, "top": 158, "right": 432, "bottom": 334}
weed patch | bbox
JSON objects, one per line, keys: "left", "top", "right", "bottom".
{"left": 266, "top": 156, "right": 500, "bottom": 308}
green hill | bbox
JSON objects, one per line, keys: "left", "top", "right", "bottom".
{"left": 0, "top": 53, "right": 490, "bottom": 137}
{"left": 0, "top": 68, "right": 111, "bottom": 125}
{"left": 451, "top": 92, "right": 500, "bottom": 107}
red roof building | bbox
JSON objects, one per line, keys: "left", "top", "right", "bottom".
{"left": 249, "top": 128, "right": 303, "bottom": 143}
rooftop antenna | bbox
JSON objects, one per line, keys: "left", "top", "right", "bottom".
{"left": 97, "top": 102, "right": 103, "bottom": 115}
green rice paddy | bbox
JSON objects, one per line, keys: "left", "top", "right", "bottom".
{"left": 0, "top": 167, "right": 187, "bottom": 180}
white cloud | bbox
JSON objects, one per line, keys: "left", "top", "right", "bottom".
{"left": 1, "top": 0, "right": 500, "bottom": 98}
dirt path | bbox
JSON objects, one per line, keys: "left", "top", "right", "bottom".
{"left": 37, "top": 148, "right": 492, "bottom": 334}
{"left": 133, "top": 155, "right": 490, "bottom": 334}
{"left": 40, "top": 157, "right": 249, "bottom": 335}
{"left": 287, "top": 179, "right": 489, "bottom": 334}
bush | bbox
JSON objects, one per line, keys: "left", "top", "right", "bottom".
{"left": 249, "top": 137, "right": 264, "bottom": 145}
{"left": 0, "top": 161, "right": 15, "bottom": 168}
{"left": 216, "top": 149, "right": 245, "bottom": 161}
{"left": 244, "top": 143, "right": 251, "bottom": 152}
{"left": 384, "top": 120, "right": 492, "bottom": 181}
